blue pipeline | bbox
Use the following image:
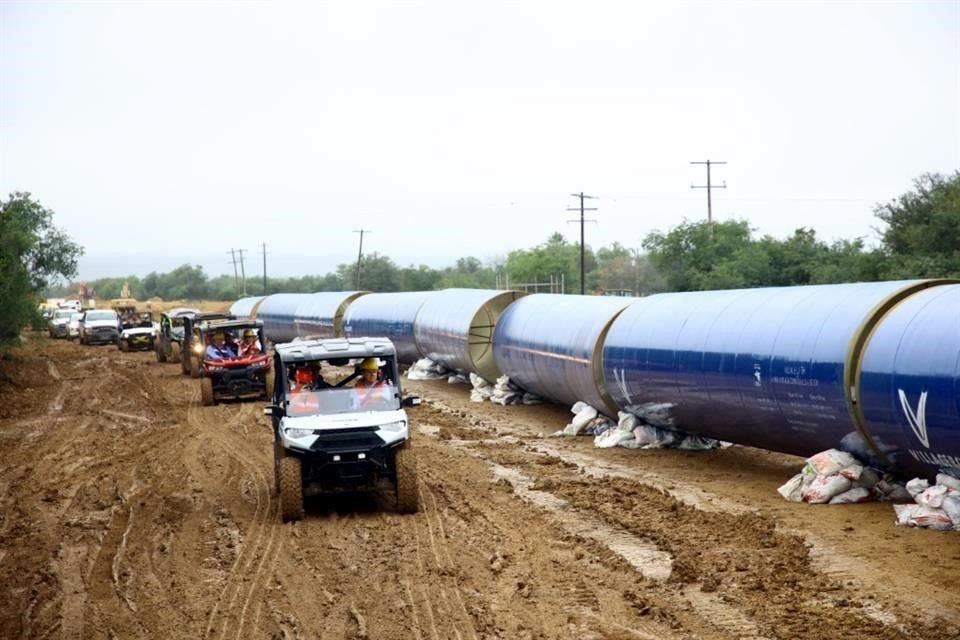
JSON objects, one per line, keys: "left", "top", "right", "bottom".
{"left": 239, "top": 280, "right": 959, "bottom": 480}
{"left": 343, "top": 292, "right": 434, "bottom": 363}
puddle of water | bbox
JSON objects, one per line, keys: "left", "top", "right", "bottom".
{"left": 487, "top": 461, "right": 673, "bottom": 582}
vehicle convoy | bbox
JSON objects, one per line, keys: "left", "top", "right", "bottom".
{"left": 264, "top": 337, "right": 421, "bottom": 521}
{"left": 78, "top": 309, "right": 120, "bottom": 345}
{"left": 47, "top": 308, "right": 73, "bottom": 339}
{"left": 118, "top": 311, "right": 156, "bottom": 352}
{"left": 181, "top": 312, "right": 233, "bottom": 377}
{"left": 195, "top": 319, "right": 273, "bottom": 406}
{"left": 154, "top": 308, "right": 198, "bottom": 364}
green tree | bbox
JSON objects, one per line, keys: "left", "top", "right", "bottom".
{"left": 875, "top": 171, "right": 960, "bottom": 278}
{"left": 0, "top": 193, "right": 83, "bottom": 345}
{"left": 337, "top": 253, "right": 401, "bottom": 292}
{"left": 437, "top": 256, "right": 498, "bottom": 289}
{"left": 507, "top": 233, "right": 595, "bottom": 293}
{"left": 643, "top": 220, "right": 754, "bottom": 291}
{"left": 398, "top": 265, "right": 443, "bottom": 291}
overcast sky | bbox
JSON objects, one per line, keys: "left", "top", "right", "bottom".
{"left": 2, "top": 1, "right": 958, "bottom": 280}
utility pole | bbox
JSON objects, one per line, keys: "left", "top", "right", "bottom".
{"left": 353, "top": 229, "right": 371, "bottom": 289}
{"left": 237, "top": 248, "right": 248, "bottom": 295}
{"left": 567, "top": 192, "right": 597, "bottom": 295}
{"left": 261, "top": 243, "right": 268, "bottom": 295}
{"left": 228, "top": 249, "right": 239, "bottom": 291}
{"left": 690, "top": 160, "right": 727, "bottom": 224}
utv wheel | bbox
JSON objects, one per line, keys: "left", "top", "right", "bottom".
{"left": 190, "top": 356, "right": 201, "bottom": 378}
{"left": 169, "top": 342, "right": 181, "bottom": 362}
{"left": 156, "top": 343, "right": 167, "bottom": 362}
{"left": 394, "top": 446, "right": 419, "bottom": 514}
{"left": 120, "top": 340, "right": 129, "bottom": 352}
{"left": 200, "top": 376, "right": 214, "bottom": 406}
{"left": 278, "top": 456, "right": 304, "bottom": 522}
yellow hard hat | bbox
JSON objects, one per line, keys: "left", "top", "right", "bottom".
{"left": 360, "top": 358, "right": 380, "bottom": 372}
{"left": 243, "top": 329, "right": 255, "bottom": 338}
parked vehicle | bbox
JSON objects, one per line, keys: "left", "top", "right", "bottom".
{"left": 79, "top": 309, "right": 120, "bottom": 345}
{"left": 47, "top": 309, "right": 73, "bottom": 339}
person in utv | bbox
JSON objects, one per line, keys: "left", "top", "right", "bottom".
{"left": 354, "top": 358, "right": 386, "bottom": 389}
{"left": 206, "top": 330, "right": 238, "bottom": 359}
{"left": 354, "top": 358, "right": 390, "bottom": 410}
{"left": 238, "top": 329, "right": 262, "bottom": 356}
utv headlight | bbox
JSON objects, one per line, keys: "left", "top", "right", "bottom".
{"left": 380, "top": 420, "right": 406, "bottom": 433}
{"left": 284, "top": 427, "right": 314, "bottom": 439}
{"left": 192, "top": 343, "right": 203, "bottom": 354}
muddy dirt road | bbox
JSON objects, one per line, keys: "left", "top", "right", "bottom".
{"left": 1, "top": 337, "right": 958, "bottom": 639}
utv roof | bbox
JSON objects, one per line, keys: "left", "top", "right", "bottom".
{"left": 199, "top": 318, "right": 264, "bottom": 332}
{"left": 163, "top": 307, "right": 200, "bottom": 318}
{"left": 275, "top": 337, "right": 397, "bottom": 363}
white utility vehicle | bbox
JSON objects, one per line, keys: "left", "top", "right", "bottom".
{"left": 264, "top": 337, "right": 421, "bottom": 521}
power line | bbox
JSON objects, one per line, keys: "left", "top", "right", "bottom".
{"left": 353, "top": 229, "right": 371, "bottom": 290}
{"left": 566, "top": 192, "right": 598, "bottom": 295}
{"left": 261, "top": 243, "right": 268, "bottom": 295}
{"left": 237, "top": 248, "right": 248, "bottom": 296}
{"left": 228, "top": 249, "right": 239, "bottom": 290}
{"left": 690, "top": 160, "right": 727, "bottom": 224}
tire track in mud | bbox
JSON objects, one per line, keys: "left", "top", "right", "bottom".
{"left": 188, "top": 398, "right": 282, "bottom": 640}
{"left": 406, "top": 476, "right": 477, "bottom": 640}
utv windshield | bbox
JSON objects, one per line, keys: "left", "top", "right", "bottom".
{"left": 284, "top": 385, "right": 400, "bottom": 417}
{"left": 85, "top": 311, "right": 117, "bottom": 321}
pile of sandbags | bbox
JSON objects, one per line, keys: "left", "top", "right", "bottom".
{"left": 594, "top": 411, "right": 726, "bottom": 450}
{"left": 894, "top": 475, "right": 960, "bottom": 531}
{"left": 777, "top": 449, "right": 909, "bottom": 504}
{"left": 490, "top": 375, "right": 542, "bottom": 406}
{"left": 447, "top": 372, "right": 469, "bottom": 385}
{"left": 469, "top": 373, "right": 493, "bottom": 402}
{"left": 407, "top": 358, "right": 453, "bottom": 381}
{"left": 560, "top": 402, "right": 614, "bottom": 436}
{"left": 469, "top": 373, "right": 542, "bottom": 405}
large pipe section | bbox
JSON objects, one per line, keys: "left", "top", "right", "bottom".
{"left": 294, "top": 291, "right": 367, "bottom": 339}
{"left": 858, "top": 284, "right": 960, "bottom": 479}
{"left": 492, "top": 294, "right": 634, "bottom": 416}
{"left": 342, "top": 291, "right": 434, "bottom": 363}
{"left": 413, "top": 289, "right": 525, "bottom": 382}
{"left": 229, "top": 296, "right": 266, "bottom": 319}
{"left": 257, "top": 293, "right": 312, "bottom": 343}
{"left": 600, "top": 280, "right": 950, "bottom": 467}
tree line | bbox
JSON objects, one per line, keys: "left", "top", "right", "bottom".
{"left": 3, "top": 171, "right": 957, "bottom": 347}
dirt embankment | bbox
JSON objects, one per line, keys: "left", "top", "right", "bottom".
{"left": 0, "top": 338, "right": 957, "bottom": 639}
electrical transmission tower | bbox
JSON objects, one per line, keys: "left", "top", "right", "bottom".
{"left": 353, "top": 229, "right": 371, "bottom": 289}
{"left": 237, "top": 248, "right": 248, "bottom": 295}
{"left": 260, "top": 243, "right": 268, "bottom": 295}
{"left": 690, "top": 159, "right": 727, "bottom": 224}
{"left": 567, "top": 192, "right": 597, "bottom": 295}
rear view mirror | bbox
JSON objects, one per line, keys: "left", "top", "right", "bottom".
{"left": 401, "top": 396, "right": 422, "bottom": 408}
